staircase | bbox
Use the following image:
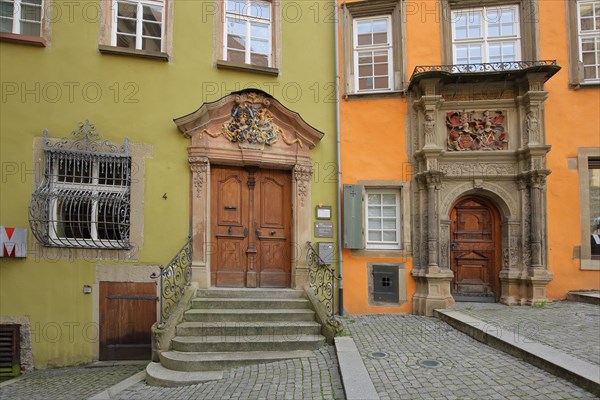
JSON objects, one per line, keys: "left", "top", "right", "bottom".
{"left": 146, "top": 288, "right": 325, "bottom": 386}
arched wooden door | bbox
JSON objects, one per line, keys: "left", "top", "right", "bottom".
{"left": 450, "top": 196, "right": 501, "bottom": 302}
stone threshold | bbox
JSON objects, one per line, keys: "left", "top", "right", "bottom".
{"left": 567, "top": 290, "right": 600, "bottom": 306}
{"left": 434, "top": 309, "right": 600, "bottom": 397}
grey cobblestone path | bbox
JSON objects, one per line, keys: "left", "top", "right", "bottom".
{"left": 343, "top": 314, "right": 597, "bottom": 400}
{"left": 454, "top": 301, "right": 600, "bottom": 366}
{"left": 114, "top": 345, "right": 344, "bottom": 400}
{"left": 0, "top": 363, "right": 145, "bottom": 400}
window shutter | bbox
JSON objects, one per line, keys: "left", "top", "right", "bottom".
{"left": 343, "top": 184, "right": 364, "bottom": 249}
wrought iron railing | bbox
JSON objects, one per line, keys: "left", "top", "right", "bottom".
{"left": 151, "top": 237, "right": 193, "bottom": 326}
{"left": 411, "top": 60, "right": 558, "bottom": 79}
{"left": 306, "top": 242, "right": 341, "bottom": 327}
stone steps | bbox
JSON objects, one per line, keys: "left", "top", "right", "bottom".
{"left": 159, "top": 350, "right": 315, "bottom": 372}
{"left": 147, "top": 288, "right": 324, "bottom": 387}
{"left": 191, "top": 297, "right": 310, "bottom": 309}
{"left": 183, "top": 308, "right": 317, "bottom": 322}
{"left": 176, "top": 321, "right": 321, "bottom": 337}
{"left": 171, "top": 334, "right": 324, "bottom": 352}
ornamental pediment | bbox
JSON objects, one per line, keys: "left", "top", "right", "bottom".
{"left": 173, "top": 90, "right": 324, "bottom": 151}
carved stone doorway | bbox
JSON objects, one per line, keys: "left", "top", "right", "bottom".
{"left": 173, "top": 90, "right": 324, "bottom": 290}
{"left": 210, "top": 165, "right": 292, "bottom": 288}
{"left": 450, "top": 196, "right": 501, "bottom": 302}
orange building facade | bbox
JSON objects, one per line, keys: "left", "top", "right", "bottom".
{"left": 339, "top": 0, "right": 599, "bottom": 315}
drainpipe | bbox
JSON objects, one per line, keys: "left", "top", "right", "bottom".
{"left": 334, "top": 0, "right": 344, "bottom": 315}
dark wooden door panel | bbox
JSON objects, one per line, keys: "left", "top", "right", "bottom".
{"left": 450, "top": 197, "right": 501, "bottom": 300}
{"left": 211, "top": 167, "right": 250, "bottom": 287}
{"left": 255, "top": 169, "right": 291, "bottom": 288}
{"left": 99, "top": 282, "right": 157, "bottom": 360}
{"left": 211, "top": 166, "right": 291, "bottom": 288}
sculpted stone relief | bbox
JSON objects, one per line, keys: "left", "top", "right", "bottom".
{"left": 447, "top": 110, "right": 508, "bottom": 151}
{"left": 200, "top": 92, "right": 302, "bottom": 147}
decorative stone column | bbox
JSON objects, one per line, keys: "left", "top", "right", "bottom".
{"left": 292, "top": 163, "right": 313, "bottom": 289}
{"left": 188, "top": 154, "right": 210, "bottom": 288}
{"left": 525, "top": 170, "right": 553, "bottom": 304}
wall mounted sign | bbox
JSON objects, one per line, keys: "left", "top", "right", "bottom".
{"left": 0, "top": 227, "right": 27, "bottom": 257}
{"left": 314, "top": 222, "right": 334, "bottom": 238}
{"left": 316, "top": 205, "right": 332, "bottom": 220}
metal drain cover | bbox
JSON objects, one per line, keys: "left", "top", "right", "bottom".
{"left": 368, "top": 351, "right": 389, "bottom": 359}
{"left": 418, "top": 359, "right": 443, "bottom": 369}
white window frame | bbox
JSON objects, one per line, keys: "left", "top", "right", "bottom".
{"left": 352, "top": 15, "right": 394, "bottom": 93}
{"left": 0, "top": 0, "right": 44, "bottom": 36}
{"left": 110, "top": 0, "right": 165, "bottom": 52}
{"left": 451, "top": 5, "right": 521, "bottom": 64}
{"left": 577, "top": 0, "right": 600, "bottom": 83}
{"left": 365, "top": 188, "right": 401, "bottom": 250}
{"left": 47, "top": 154, "right": 131, "bottom": 249}
{"left": 223, "top": 0, "right": 272, "bottom": 67}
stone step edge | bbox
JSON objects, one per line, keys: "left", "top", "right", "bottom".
{"left": 177, "top": 321, "right": 320, "bottom": 327}
{"left": 192, "top": 298, "right": 309, "bottom": 302}
{"left": 161, "top": 349, "right": 315, "bottom": 362}
{"left": 434, "top": 309, "right": 600, "bottom": 397}
{"left": 173, "top": 334, "right": 325, "bottom": 344}
{"left": 184, "top": 309, "right": 315, "bottom": 314}
{"left": 145, "top": 362, "right": 223, "bottom": 388}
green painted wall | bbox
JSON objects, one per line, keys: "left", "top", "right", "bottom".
{"left": 0, "top": 0, "right": 337, "bottom": 368}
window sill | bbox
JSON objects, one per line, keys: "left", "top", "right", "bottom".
{"left": 216, "top": 59, "right": 279, "bottom": 76}
{"left": 0, "top": 32, "right": 47, "bottom": 47}
{"left": 98, "top": 45, "right": 169, "bottom": 61}
{"left": 581, "top": 258, "right": 600, "bottom": 270}
{"left": 344, "top": 90, "right": 406, "bottom": 100}
{"left": 569, "top": 81, "right": 600, "bottom": 90}
{"left": 351, "top": 248, "right": 410, "bottom": 258}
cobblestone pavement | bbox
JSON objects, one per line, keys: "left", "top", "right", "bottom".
{"left": 454, "top": 301, "right": 600, "bottom": 366}
{"left": 343, "top": 314, "right": 597, "bottom": 400}
{"left": 0, "top": 362, "right": 145, "bottom": 400}
{"left": 114, "top": 346, "right": 344, "bottom": 400}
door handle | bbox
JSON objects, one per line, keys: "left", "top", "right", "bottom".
{"left": 450, "top": 241, "right": 458, "bottom": 250}
{"left": 228, "top": 226, "right": 233, "bottom": 235}
{"left": 224, "top": 206, "right": 237, "bottom": 211}
{"left": 270, "top": 230, "right": 276, "bottom": 235}
{"left": 256, "top": 229, "right": 261, "bottom": 237}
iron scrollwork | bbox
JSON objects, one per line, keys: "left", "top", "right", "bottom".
{"left": 306, "top": 242, "right": 341, "bottom": 329}
{"left": 411, "top": 60, "right": 558, "bottom": 79}
{"left": 151, "top": 237, "right": 193, "bottom": 326}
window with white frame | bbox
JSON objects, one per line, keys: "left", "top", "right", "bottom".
{"left": 577, "top": 0, "right": 600, "bottom": 82}
{"left": 365, "top": 188, "right": 401, "bottom": 249}
{"left": 0, "top": 0, "right": 43, "bottom": 36}
{"left": 353, "top": 16, "right": 393, "bottom": 92}
{"left": 224, "top": 0, "right": 272, "bottom": 67}
{"left": 111, "top": 0, "right": 165, "bottom": 52}
{"left": 451, "top": 5, "right": 521, "bottom": 64}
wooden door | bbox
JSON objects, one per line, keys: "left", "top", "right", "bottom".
{"left": 99, "top": 282, "right": 157, "bottom": 360}
{"left": 211, "top": 166, "right": 291, "bottom": 288}
{"left": 450, "top": 197, "right": 501, "bottom": 301}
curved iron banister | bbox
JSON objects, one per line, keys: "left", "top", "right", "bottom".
{"left": 151, "top": 237, "right": 193, "bottom": 326}
{"left": 306, "top": 241, "right": 341, "bottom": 328}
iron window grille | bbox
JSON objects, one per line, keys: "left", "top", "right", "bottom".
{"left": 29, "top": 120, "right": 131, "bottom": 250}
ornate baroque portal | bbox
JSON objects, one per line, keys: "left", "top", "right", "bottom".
{"left": 174, "top": 90, "right": 324, "bottom": 289}
{"left": 408, "top": 62, "right": 560, "bottom": 316}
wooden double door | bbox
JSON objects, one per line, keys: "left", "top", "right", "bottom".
{"left": 450, "top": 197, "right": 501, "bottom": 301}
{"left": 211, "top": 166, "right": 292, "bottom": 288}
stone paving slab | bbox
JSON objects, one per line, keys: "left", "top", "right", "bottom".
{"left": 454, "top": 301, "right": 600, "bottom": 366}
{"left": 342, "top": 314, "right": 597, "bottom": 400}
{"left": 0, "top": 362, "right": 145, "bottom": 400}
{"left": 115, "top": 345, "right": 344, "bottom": 400}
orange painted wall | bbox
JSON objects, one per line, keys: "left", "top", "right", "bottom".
{"left": 339, "top": 0, "right": 599, "bottom": 314}
{"left": 539, "top": 1, "right": 600, "bottom": 297}
{"left": 339, "top": 3, "right": 442, "bottom": 314}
